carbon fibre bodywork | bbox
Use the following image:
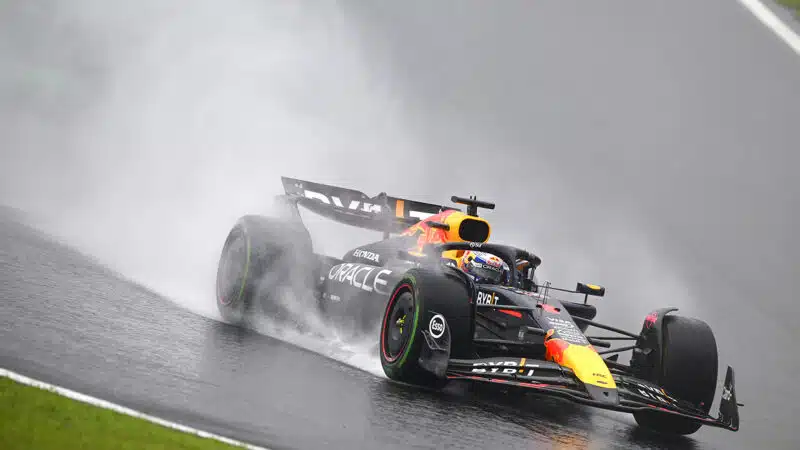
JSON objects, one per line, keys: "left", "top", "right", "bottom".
{"left": 223, "top": 177, "right": 740, "bottom": 434}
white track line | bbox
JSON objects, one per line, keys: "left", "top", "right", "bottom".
{"left": 0, "top": 368, "right": 269, "bottom": 450}
{"left": 738, "top": 0, "right": 800, "bottom": 55}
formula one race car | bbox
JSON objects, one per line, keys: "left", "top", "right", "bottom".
{"left": 215, "top": 177, "right": 740, "bottom": 435}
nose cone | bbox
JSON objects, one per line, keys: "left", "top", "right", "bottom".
{"left": 545, "top": 333, "right": 619, "bottom": 404}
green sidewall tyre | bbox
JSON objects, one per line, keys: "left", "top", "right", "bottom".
{"left": 215, "top": 215, "right": 313, "bottom": 326}
{"left": 379, "top": 268, "right": 473, "bottom": 388}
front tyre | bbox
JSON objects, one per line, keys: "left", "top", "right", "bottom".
{"left": 379, "top": 268, "right": 473, "bottom": 387}
{"left": 633, "top": 315, "right": 718, "bottom": 435}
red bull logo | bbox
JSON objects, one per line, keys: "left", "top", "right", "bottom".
{"left": 402, "top": 210, "right": 458, "bottom": 254}
{"left": 544, "top": 329, "right": 617, "bottom": 389}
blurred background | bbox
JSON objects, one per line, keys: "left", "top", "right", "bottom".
{"left": 1, "top": 1, "right": 798, "bottom": 448}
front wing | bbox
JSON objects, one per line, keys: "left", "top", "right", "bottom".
{"left": 446, "top": 357, "right": 739, "bottom": 432}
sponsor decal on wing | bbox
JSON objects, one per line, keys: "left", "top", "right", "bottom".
{"left": 302, "top": 189, "right": 382, "bottom": 214}
{"left": 626, "top": 379, "right": 679, "bottom": 406}
{"left": 469, "top": 358, "right": 539, "bottom": 377}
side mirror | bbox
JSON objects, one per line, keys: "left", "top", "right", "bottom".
{"left": 576, "top": 282, "right": 605, "bottom": 297}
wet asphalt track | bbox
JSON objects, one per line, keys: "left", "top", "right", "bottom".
{"left": 0, "top": 210, "right": 730, "bottom": 450}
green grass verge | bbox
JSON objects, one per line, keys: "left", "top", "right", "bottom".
{"left": 777, "top": 0, "right": 800, "bottom": 17}
{"left": 0, "top": 376, "right": 244, "bottom": 450}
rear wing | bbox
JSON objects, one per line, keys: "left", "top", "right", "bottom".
{"left": 281, "top": 177, "right": 455, "bottom": 234}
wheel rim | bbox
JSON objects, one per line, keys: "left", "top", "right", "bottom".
{"left": 383, "top": 291, "right": 414, "bottom": 361}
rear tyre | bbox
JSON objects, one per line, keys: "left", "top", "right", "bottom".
{"left": 633, "top": 315, "right": 718, "bottom": 435}
{"left": 215, "top": 215, "right": 314, "bottom": 326}
{"left": 379, "top": 268, "right": 473, "bottom": 388}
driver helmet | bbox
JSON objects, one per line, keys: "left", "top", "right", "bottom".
{"left": 458, "top": 251, "right": 509, "bottom": 284}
